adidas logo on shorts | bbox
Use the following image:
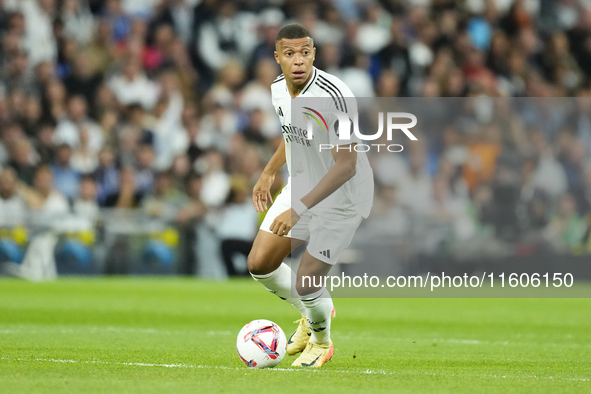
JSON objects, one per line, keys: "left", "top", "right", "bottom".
{"left": 319, "top": 250, "right": 331, "bottom": 258}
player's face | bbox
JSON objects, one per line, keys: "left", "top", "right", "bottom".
{"left": 274, "top": 37, "right": 315, "bottom": 85}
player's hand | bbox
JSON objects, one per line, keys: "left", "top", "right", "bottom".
{"left": 252, "top": 172, "right": 275, "bottom": 212}
{"left": 269, "top": 208, "right": 300, "bottom": 237}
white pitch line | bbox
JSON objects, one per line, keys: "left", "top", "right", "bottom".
{"left": 1, "top": 325, "right": 589, "bottom": 350}
{"left": 0, "top": 357, "right": 589, "bottom": 382}
{"left": 2, "top": 326, "right": 591, "bottom": 353}
{"left": 0, "top": 357, "right": 384, "bottom": 374}
{"left": 0, "top": 325, "right": 235, "bottom": 336}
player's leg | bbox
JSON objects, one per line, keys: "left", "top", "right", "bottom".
{"left": 290, "top": 251, "right": 335, "bottom": 367}
{"left": 248, "top": 231, "right": 314, "bottom": 355}
{"left": 296, "top": 251, "right": 334, "bottom": 344}
{"left": 247, "top": 230, "right": 306, "bottom": 314}
{"left": 248, "top": 185, "right": 314, "bottom": 355}
{"left": 248, "top": 182, "right": 311, "bottom": 314}
{"left": 291, "top": 210, "right": 363, "bottom": 367}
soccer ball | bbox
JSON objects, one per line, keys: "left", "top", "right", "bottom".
{"left": 236, "top": 319, "right": 287, "bottom": 368}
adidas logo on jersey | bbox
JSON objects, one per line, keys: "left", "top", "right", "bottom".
{"left": 319, "top": 250, "right": 331, "bottom": 258}
{"left": 277, "top": 106, "right": 284, "bottom": 117}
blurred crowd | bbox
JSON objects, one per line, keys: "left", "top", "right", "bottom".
{"left": 1, "top": 0, "right": 591, "bottom": 268}
{"left": 366, "top": 96, "right": 591, "bottom": 257}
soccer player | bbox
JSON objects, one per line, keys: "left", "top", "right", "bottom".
{"left": 247, "top": 24, "right": 373, "bottom": 367}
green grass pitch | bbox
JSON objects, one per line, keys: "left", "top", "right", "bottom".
{"left": 1, "top": 277, "right": 590, "bottom": 393}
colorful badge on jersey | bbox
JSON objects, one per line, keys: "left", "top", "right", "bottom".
{"left": 302, "top": 107, "right": 328, "bottom": 132}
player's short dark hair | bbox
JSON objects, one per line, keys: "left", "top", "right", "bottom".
{"left": 275, "top": 24, "right": 312, "bottom": 43}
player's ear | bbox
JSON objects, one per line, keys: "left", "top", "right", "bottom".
{"left": 274, "top": 50, "right": 280, "bottom": 64}
{"left": 313, "top": 47, "right": 316, "bottom": 61}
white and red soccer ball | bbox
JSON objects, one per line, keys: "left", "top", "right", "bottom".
{"left": 236, "top": 319, "right": 287, "bottom": 368}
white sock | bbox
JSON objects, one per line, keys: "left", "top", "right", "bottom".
{"left": 251, "top": 263, "right": 306, "bottom": 316}
{"left": 301, "top": 287, "right": 333, "bottom": 345}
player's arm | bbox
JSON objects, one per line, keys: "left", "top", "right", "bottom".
{"left": 298, "top": 144, "right": 357, "bottom": 212}
{"left": 252, "top": 138, "right": 286, "bottom": 212}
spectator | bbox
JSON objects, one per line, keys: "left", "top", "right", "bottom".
{"left": 316, "top": 42, "right": 341, "bottom": 76}
{"left": 145, "top": 24, "right": 176, "bottom": 71}
{"left": 119, "top": 103, "right": 154, "bottom": 151}
{"left": 543, "top": 31, "right": 583, "bottom": 94}
{"left": 72, "top": 175, "right": 100, "bottom": 223}
{"left": 197, "top": 0, "right": 258, "bottom": 72}
{"left": 73, "top": 174, "right": 99, "bottom": 222}
{"left": 241, "top": 58, "right": 275, "bottom": 114}
{"left": 247, "top": 8, "right": 283, "bottom": 77}
{"left": 149, "top": 96, "right": 188, "bottom": 170}
{"left": 375, "top": 69, "right": 400, "bottom": 98}
{"left": 184, "top": 115, "right": 206, "bottom": 165}
{"left": 71, "top": 127, "right": 99, "bottom": 173}
{"left": 397, "top": 148, "right": 433, "bottom": 214}
{"left": 297, "top": 3, "right": 342, "bottom": 47}
{"left": 8, "top": 137, "right": 37, "bottom": 186}
{"left": 176, "top": 172, "right": 206, "bottom": 224}
{"left": 559, "top": 135, "right": 587, "bottom": 192}
{"left": 62, "top": 0, "right": 95, "bottom": 45}
{"left": 462, "top": 124, "right": 502, "bottom": 193}
{"left": 519, "top": 156, "right": 550, "bottom": 231}
{"left": 51, "top": 143, "right": 79, "bottom": 200}
{"left": 42, "top": 79, "right": 68, "bottom": 121}
{"left": 167, "top": 37, "right": 199, "bottom": 102}
{"left": 121, "top": 0, "right": 159, "bottom": 19}
{"left": 217, "top": 175, "right": 258, "bottom": 276}
{"left": 3, "top": 50, "right": 34, "bottom": 94}
{"left": 0, "top": 167, "right": 27, "bottom": 264}
{"left": 355, "top": 3, "right": 390, "bottom": 54}
{"left": 142, "top": 171, "right": 186, "bottom": 221}
{"left": 240, "top": 58, "right": 281, "bottom": 140}
{"left": 94, "top": 145, "right": 119, "bottom": 205}
{"left": 35, "top": 121, "right": 57, "bottom": 164}
{"left": 337, "top": 50, "right": 375, "bottom": 97}
{"left": 54, "top": 95, "right": 104, "bottom": 154}
{"left": 0, "top": 167, "right": 27, "bottom": 227}
{"left": 369, "top": 184, "right": 409, "bottom": 238}
{"left": 22, "top": 96, "right": 42, "bottom": 137}
{"left": 530, "top": 130, "right": 568, "bottom": 199}
{"left": 98, "top": 109, "right": 119, "bottom": 144}
{"left": 108, "top": 56, "right": 159, "bottom": 110}
{"left": 158, "top": 70, "right": 184, "bottom": 124}
{"left": 241, "top": 109, "right": 268, "bottom": 146}
{"left": 543, "top": 193, "right": 586, "bottom": 252}
{"left": 573, "top": 162, "right": 591, "bottom": 217}
{"left": 63, "top": 52, "right": 103, "bottom": 108}
{"left": 103, "top": 0, "right": 132, "bottom": 41}
{"left": 104, "top": 166, "right": 142, "bottom": 208}
{"left": 85, "top": 19, "right": 114, "bottom": 75}
{"left": 377, "top": 18, "right": 412, "bottom": 94}
{"left": 196, "top": 148, "right": 230, "bottom": 208}
{"left": 134, "top": 143, "right": 156, "bottom": 194}
{"left": 18, "top": 165, "right": 69, "bottom": 227}
{"left": 10, "top": 0, "right": 58, "bottom": 67}
{"left": 150, "top": 0, "right": 195, "bottom": 45}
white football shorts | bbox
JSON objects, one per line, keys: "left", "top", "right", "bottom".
{"left": 260, "top": 184, "right": 363, "bottom": 265}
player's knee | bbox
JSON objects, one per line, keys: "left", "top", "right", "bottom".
{"left": 246, "top": 251, "right": 267, "bottom": 276}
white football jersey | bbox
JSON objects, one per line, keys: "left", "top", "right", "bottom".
{"left": 271, "top": 67, "right": 374, "bottom": 218}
